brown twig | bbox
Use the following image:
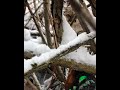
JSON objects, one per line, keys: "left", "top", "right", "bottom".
{"left": 25, "top": 3, "right": 43, "bottom": 27}
{"left": 25, "top": 77, "right": 38, "bottom": 90}
{"left": 68, "top": 0, "right": 96, "bottom": 31}
{"left": 43, "top": 0, "right": 52, "bottom": 48}
{"left": 25, "top": 1, "right": 47, "bottom": 44}
{"left": 32, "top": 73, "right": 42, "bottom": 90}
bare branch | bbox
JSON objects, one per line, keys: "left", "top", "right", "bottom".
{"left": 68, "top": 0, "right": 96, "bottom": 31}
{"left": 25, "top": 3, "right": 43, "bottom": 27}
{"left": 32, "top": 73, "right": 42, "bottom": 90}
{"left": 25, "top": 1, "right": 47, "bottom": 44}
{"left": 24, "top": 77, "right": 38, "bottom": 90}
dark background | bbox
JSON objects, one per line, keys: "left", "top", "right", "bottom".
{"left": 0, "top": 0, "right": 23, "bottom": 90}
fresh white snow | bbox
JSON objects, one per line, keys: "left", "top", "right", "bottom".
{"left": 29, "top": 30, "right": 39, "bottom": 34}
{"left": 61, "top": 15, "right": 96, "bottom": 66}
{"left": 24, "top": 29, "right": 32, "bottom": 41}
{"left": 24, "top": 32, "right": 95, "bottom": 74}
{"left": 30, "top": 37, "right": 43, "bottom": 44}
{"left": 24, "top": 40, "right": 51, "bottom": 55}
{"left": 61, "top": 15, "right": 77, "bottom": 45}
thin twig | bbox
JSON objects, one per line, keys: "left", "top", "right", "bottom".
{"left": 70, "top": 14, "right": 77, "bottom": 26}
{"left": 25, "top": 1, "right": 47, "bottom": 44}
{"left": 25, "top": 3, "right": 43, "bottom": 27}
{"left": 25, "top": 77, "right": 38, "bottom": 90}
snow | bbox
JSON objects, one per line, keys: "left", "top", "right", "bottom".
{"left": 94, "top": 38, "right": 96, "bottom": 44}
{"left": 24, "top": 29, "right": 32, "bottom": 41}
{"left": 24, "top": 59, "right": 33, "bottom": 74}
{"left": 24, "top": 11, "right": 31, "bottom": 21}
{"left": 24, "top": 28, "right": 43, "bottom": 44}
{"left": 24, "top": 32, "right": 95, "bottom": 74}
{"left": 29, "top": 30, "right": 39, "bottom": 34}
{"left": 65, "top": 68, "right": 69, "bottom": 79}
{"left": 83, "top": 0, "right": 89, "bottom": 5}
{"left": 30, "top": 37, "right": 43, "bottom": 44}
{"left": 66, "top": 47, "right": 96, "bottom": 66}
{"left": 61, "top": 15, "right": 96, "bottom": 66}
{"left": 24, "top": 41, "right": 50, "bottom": 55}
{"left": 61, "top": 15, "right": 77, "bottom": 44}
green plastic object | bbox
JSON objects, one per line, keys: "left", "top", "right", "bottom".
{"left": 79, "top": 76, "right": 87, "bottom": 83}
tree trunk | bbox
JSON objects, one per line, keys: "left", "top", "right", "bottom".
{"left": 43, "top": 0, "right": 52, "bottom": 48}
{"left": 51, "top": 0, "right": 63, "bottom": 44}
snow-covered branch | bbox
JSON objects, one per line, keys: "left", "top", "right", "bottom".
{"left": 24, "top": 32, "right": 96, "bottom": 76}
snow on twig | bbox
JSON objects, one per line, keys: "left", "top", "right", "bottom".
{"left": 24, "top": 32, "right": 96, "bottom": 75}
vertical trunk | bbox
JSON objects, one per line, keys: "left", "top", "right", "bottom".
{"left": 51, "top": 0, "right": 63, "bottom": 44}
{"left": 43, "top": 0, "right": 52, "bottom": 48}
{"left": 51, "top": 0, "right": 65, "bottom": 82}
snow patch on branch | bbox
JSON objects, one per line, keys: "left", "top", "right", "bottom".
{"left": 61, "top": 15, "right": 96, "bottom": 66}
{"left": 24, "top": 32, "right": 95, "bottom": 74}
{"left": 24, "top": 40, "right": 50, "bottom": 55}
{"left": 61, "top": 15, "right": 77, "bottom": 44}
{"left": 30, "top": 37, "right": 43, "bottom": 44}
{"left": 66, "top": 47, "right": 96, "bottom": 66}
{"left": 29, "top": 30, "right": 39, "bottom": 34}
